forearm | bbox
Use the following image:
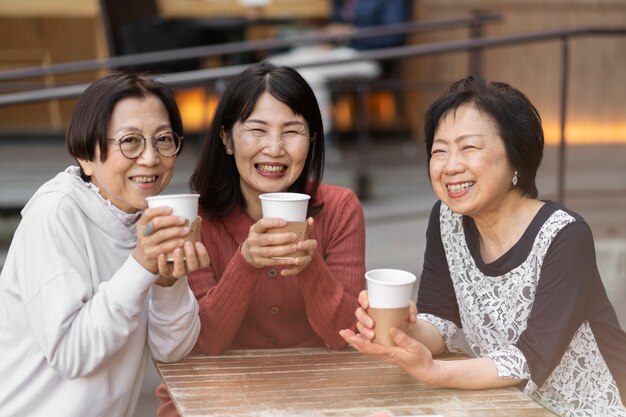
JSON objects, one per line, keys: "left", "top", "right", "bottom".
{"left": 406, "top": 319, "right": 447, "bottom": 355}
{"left": 429, "top": 356, "right": 523, "bottom": 389}
{"left": 148, "top": 276, "right": 200, "bottom": 363}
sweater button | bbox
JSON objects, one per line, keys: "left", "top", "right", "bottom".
{"left": 268, "top": 268, "right": 278, "bottom": 278}
{"left": 270, "top": 306, "right": 280, "bottom": 314}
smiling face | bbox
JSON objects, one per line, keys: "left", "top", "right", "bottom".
{"left": 78, "top": 94, "right": 176, "bottom": 213}
{"left": 225, "top": 91, "right": 310, "bottom": 209}
{"left": 429, "top": 104, "right": 517, "bottom": 221}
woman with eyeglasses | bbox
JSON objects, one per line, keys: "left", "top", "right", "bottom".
{"left": 0, "top": 72, "right": 210, "bottom": 417}
{"left": 156, "top": 62, "right": 366, "bottom": 417}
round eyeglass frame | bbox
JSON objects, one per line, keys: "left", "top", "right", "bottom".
{"left": 107, "top": 132, "right": 183, "bottom": 160}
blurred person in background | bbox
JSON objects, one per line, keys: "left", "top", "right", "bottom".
{"left": 341, "top": 75, "right": 626, "bottom": 417}
{"left": 157, "top": 62, "right": 365, "bottom": 417}
{"left": 270, "top": 0, "right": 409, "bottom": 156}
{"left": 0, "top": 72, "right": 209, "bottom": 417}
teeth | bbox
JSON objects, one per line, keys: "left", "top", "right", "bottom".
{"left": 447, "top": 181, "right": 474, "bottom": 193}
{"left": 132, "top": 176, "right": 156, "bottom": 183}
{"left": 256, "top": 164, "right": 286, "bottom": 174}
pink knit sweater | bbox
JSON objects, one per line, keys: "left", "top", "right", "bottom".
{"left": 157, "top": 183, "right": 365, "bottom": 417}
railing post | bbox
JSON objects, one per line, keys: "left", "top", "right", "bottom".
{"left": 355, "top": 83, "right": 371, "bottom": 200}
{"left": 558, "top": 36, "right": 570, "bottom": 204}
{"left": 469, "top": 10, "right": 487, "bottom": 76}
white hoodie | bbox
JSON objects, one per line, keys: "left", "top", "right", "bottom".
{"left": 0, "top": 167, "right": 200, "bottom": 417}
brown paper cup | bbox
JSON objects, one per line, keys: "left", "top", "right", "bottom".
{"left": 266, "top": 221, "right": 308, "bottom": 259}
{"left": 368, "top": 306, "right": 410, "bottom": 347}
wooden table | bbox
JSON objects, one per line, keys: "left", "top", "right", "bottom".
{"left": 155, "top": 347, "right": 555, "bottom": 417}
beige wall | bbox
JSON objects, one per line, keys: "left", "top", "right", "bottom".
{"left": 407, "top": 0, "right": 626, "bottom": 143}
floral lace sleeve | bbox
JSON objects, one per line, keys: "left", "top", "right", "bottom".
{"left": 417, "top": 313, "right": 460, "bottom": 353}
{"left": 486, "top": 344, "right": 531, "bottom": 379}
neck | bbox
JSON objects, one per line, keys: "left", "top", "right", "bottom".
{"left": 472, "top": 192, "right": 543, "bottom": 263}
{"left": 241, "top": 186, "right": 263, "bottom": 221}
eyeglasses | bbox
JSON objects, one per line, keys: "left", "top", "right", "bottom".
{"left": 107, "top": 132, "right": 183, "bottom": 159}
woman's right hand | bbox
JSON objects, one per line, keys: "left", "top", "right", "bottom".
{"left": 240, "top": 217, "right": 301, "bottom": 268}
{"left": 354, "top": 290, "right": 418, "bottom": 341}
{"left": 134, "top": 207, "right": 191, "bottom": 274}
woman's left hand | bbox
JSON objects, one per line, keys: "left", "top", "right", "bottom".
{"left": 281, "top": 217, "right": 317, "bottom": 277}
{"left": 339, "top": 327, "right": 442, "bottom": 385}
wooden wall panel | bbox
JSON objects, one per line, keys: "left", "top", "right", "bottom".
{"left": 406, "top": 0, "right": 626, "bottom": 143}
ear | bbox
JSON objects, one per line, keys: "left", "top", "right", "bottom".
{"left": 77, "top": 158, "right": 94, "bottom": 177}
{"left": 220, "top": 126, "right": 234, "bottom": 155}
{"left": 220, "top": 126, "right": 230, "bottom": 146}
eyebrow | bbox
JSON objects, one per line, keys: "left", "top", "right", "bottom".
{"left": 244, "top": 119, "right": 306, "bottom": 128}
{"left": 433, "top": 133, "right": 485, "bottom": 144}
{"left": 112, "top": 124, "right": 172, "bottom": 136}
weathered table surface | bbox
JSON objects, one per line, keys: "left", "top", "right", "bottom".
{"left": 155, "top": 347, "right": 555, "bottom": 417}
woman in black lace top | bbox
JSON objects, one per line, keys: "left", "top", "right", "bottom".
{"left": 340, "top": 76, "right": 626, "bottom": 417}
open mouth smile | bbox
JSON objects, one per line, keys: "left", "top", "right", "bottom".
{"left": 447, "top": 181, "right": 475, "bottom": 194}
{"left": 131, "top": 175, "right": 158, "bottom": 183}
{"left": 255, "top": 163, "right": 287, "bottom": 174}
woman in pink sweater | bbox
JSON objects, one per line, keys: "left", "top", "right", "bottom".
{"left": 157, "top": 62, "right": 366, "bottom": 417}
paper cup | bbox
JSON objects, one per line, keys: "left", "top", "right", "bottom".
{"left": 259, "top": 192, "right": 310, "bottom": 222}
{"left": 365, "top": 269, "right": 417, "bottom": 347}
{"left": 145, "top": 193, "right": 200, "bottom": 224}
{"left": 259, "top": 192, "right": 310, "bottom": 260}
{"left": 145, "top": 194, "right": 201, "bottom": 261}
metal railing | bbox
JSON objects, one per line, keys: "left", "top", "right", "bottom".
{"left": 1, "top": 20, "right": 625, "bottom": 203}
{"left": 0, "top": 11, "right": 501, "bottom": 83}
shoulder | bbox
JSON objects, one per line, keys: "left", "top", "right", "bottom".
{"left": 536, "top": 201, "right": 595, "bottom": 258}
{"left": 540, "top": 201, "right": 592, "bottom": 240}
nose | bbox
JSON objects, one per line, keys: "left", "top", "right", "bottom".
{"left": 136, "top": 140, "right": 160, "bottom": 166}
{"left": 262, "top": 136, "right": 285, "bottom": 157}
{"left": 442, "top": 149, "right": 464, "bottom": 175}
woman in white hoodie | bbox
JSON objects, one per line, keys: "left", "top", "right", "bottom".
{"left": 0, "top": 72, "right": 209, "bottom": 417}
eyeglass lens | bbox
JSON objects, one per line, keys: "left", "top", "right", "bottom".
{"left": 118, "top": 133, "right": 181, "bottom": 158}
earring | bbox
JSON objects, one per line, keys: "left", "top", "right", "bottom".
{"left": 512, "top": 171, "right": 519, "bottom": 186}
{"left": 225, "top": 145, "right": 233, "bottom": 155}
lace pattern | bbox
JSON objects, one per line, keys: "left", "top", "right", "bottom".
{"left": 486, "top": 344, "right": 530, "bottom": 379}
{"left": 416, "top": 313, "right": 460, "bottom": 353}
{"left": 438, "top": 203, "right": 625, "bottom": 417}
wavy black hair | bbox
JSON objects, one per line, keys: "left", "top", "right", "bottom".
{"left": 189, "top": 62, "right": 325, "bottom": 218}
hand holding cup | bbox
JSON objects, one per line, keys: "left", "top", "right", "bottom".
{"left": 356, "top": 269, "right": 417, "bottom": 347}
{"left": 241, "top": 192, "right": 316, "bottom": 275}
{"left": 138, "top": 194, "right": 209, "bottom": 284}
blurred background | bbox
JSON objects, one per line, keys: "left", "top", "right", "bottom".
{"left": 1, "top": 1, "right": 625, "bottom": 416}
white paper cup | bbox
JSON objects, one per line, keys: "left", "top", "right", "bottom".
{"left": 259, "top": 192, "right": 310, "bottom": 222}
{"left": 145, "top": 193, "right": 199, "bottom": 224}
{"left": 365, "top": 269, "right": 417, "bottom": 347}
{"left": 366, "top": 269, "right": 416, "bottom": 309}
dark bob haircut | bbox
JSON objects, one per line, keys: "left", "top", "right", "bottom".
{"left": 423, "top": 75, "right": 544, "bottom": 198}
{"left": 189, "top": 62, "right": 325, "bottom": 219}
{"left": 66, "top": 72, "right": 183, "bottom": 181}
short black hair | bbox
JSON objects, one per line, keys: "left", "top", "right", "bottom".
{"left": 66, "top": 71, "right": 183, "bottom": 181}
{"left": 424, "top": 75, "right": 544, "bottom": 198}
{"left": 189, "top": 62, "right": 325, "bottom": 218}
